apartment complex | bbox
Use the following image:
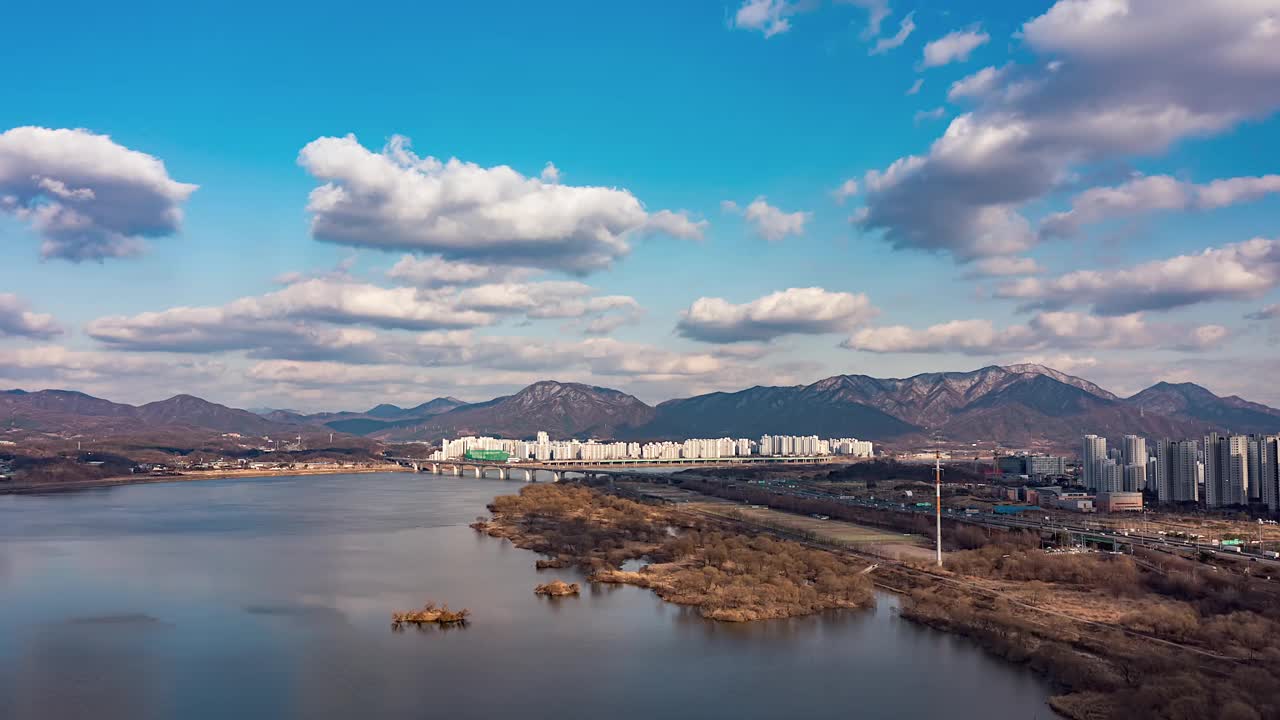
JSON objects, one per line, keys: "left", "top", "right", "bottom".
{"left": 1085, "top": 432, "right": 1280, "bottom": 511}
{"left": 435, "top": 432, "right": 874, "bottom": 462}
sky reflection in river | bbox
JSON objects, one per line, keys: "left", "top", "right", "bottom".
{"left": 0, "top": 473, "right": 1053, "bottom": 719}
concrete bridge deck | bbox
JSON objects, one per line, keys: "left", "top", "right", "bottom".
{"left": 385, "top": 455, "right": 833, "bottom": 482}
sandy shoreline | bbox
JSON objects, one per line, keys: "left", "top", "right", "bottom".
{"left": 0, "top": 465, "right": 412, "bottom": 495}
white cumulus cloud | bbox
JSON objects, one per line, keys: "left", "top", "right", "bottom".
{"left": 0, "top": 294, "right": 62, "bottom": 339}
{"left": 298, "top": 134, "right": 696, "bottom": 273}
{"left": 728, "top": 196, "right": 810, "bottom": 241}
{"left": 1041, "top": 173, "right": 1280, "bottom": 238}
{"left": 678, "top": 287, "right": 878, "bottom": 343}
{"left": 858, "top": 1, "right": 1280, "bottom": 262}
{"left": 920, "top": 27, "right": 989, "bottom": 69}
{"left": 86, "top": 276, "right": 645, "bottom": 355}
{"left": 996, "top": 237, "right": 1280, "bottom": 315}
{"left": 387, "top": 255, "right": 534, "bottom": 288}
{"left": 643, "top": 209, "right": 708, "bottom": 240}
{"left": 845, "top": 311, "right": 1226, "bottom": 354}
{"left": 0, "top": 126, "right": 197, "bottom": 261}
{"left": 832, "top": 178, "right": 860, "bottom": 204}
{"left": 946, "top": 65, "right": 1009, "bottom": 102}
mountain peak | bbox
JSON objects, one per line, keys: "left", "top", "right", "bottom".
{"left": 1147, "top": 380, "right": 1210, "bottom": 392}
{"left": 365, "top": 403, "right": 407, "bottom": 419}
{"left": 1130, "top": 381, "right": 1219, "bottom": 403}
{"left": 1125, "top": 381, "right": 1280, "bottom": 432}
{"left": 1000, "top": 364, "right": 1119, "bottom": 400}
{"left": 372, "top": 381, "right": 653, "bottom": 442}
{"left": 1002, "top": 362, "right": 1052, "bottom": 375}
{"left": 515, "top": 380, "right": 633, "bottom": 400}
{"left": 159, "top": 393, "right": 209, "bottom": 404}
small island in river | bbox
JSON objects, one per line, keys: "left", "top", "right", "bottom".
{"left": 534, "top": 580, "right": 580, "bottom": 596}
{"left": 391, "top": 602, "right": 470, "bottom": 630}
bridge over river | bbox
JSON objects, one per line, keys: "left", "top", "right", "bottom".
{"left": 385, "top": 455, "right": 831, "bottom": 482}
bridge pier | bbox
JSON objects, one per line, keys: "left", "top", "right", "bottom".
{"left": 524, "top": 469, "right": 535, "bottom": 482}
{"left": 430, "top": 463, "right": 439, "bottom": 475}
{"left": 498, "top": 468, "right": 509, "bottom": 480}
{"left": 411, "top": 462, "right": 420, "bottom": 472}
{"left": 472, "top": 466, "right": 482, "bottom": 479}
{"left": 552, "top": 471, "right": 563, "bottom": 483}
{"left": 450, "top": 465, "right": 461, "bottom": 477}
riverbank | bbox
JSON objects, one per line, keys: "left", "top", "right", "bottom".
{"left": 0, "top": 464, "right": 410, "bottom": 495}
{"left": 476, "top": 484, "right": 875, "bottom": 622}
{"left": 484, "top": 481, "right": 1280, "bottom": 719}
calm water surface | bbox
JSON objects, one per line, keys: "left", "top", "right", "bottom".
{"left": 0, "top": 473, "right": 1053, "bottom": 719}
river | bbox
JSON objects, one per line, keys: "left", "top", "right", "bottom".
{"left": 0, "top": 472, "right": 1054, "bottom": 719}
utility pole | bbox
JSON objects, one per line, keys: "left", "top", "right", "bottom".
{"left": 935, "top": 451, "right": 943, "bottom": 567}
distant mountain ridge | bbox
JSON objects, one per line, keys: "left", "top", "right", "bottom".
{"left": 285, "top": 396, "right": 470, "bottom": 436}
{"left": 5, "top": 365, "right": 1279, "bottom": 448}
{"left": 632, "top": 382, "right": 918, "bottom": 440}
{"left": 371, "top": 382, "right": 653, "bottom": 442}
{"left": 0, "top": 389, "right": 311, "bottom": 437}
{"left": 1125, "top": 382, "right": 1280, "bottom": 431}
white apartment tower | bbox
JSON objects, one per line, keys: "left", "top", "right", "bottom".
{"left": 1121, "top": 435, "right": 1147, "bottom": 492}
{"left": 1204, "top": 433, "right": 1250, "bottom": 508}
{"left": 1122, "top": 435, "right": 1147, "bottom": 465}
{"left": 1154, "top": 439, "right": 1199, "bottom": 504}
{"left": 1082, "top": 435, "right": 1107, "bottom": 490}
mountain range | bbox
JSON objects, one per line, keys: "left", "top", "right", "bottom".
{"left": 4, "top": 364, "right": 1280, "bottom": 449}
{"left": 364, "top": 365, "right": 1280, "bottom": 449}
{"left": 0, "top": 389, "right": 314, "bottom": 438}
{"left": 256, "top": 397, "right": 468, "bottom": 436}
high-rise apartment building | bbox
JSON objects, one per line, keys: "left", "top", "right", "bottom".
{"left": 1153, "top": 439, "right": 1198, "bottom": 504}
{"left": 1120, "top": 435, "right": 1147, "bottom": 491}
{"left": 1082, "top": 435, "right": 1107, "bottom": 490}
{"left": 1204, "top": 433, "right": 1249, "bottom": 508}
{"left": 1122, "top": 435, "right": 1147, "bottom": 466}
{"left": 1253, "top": 435, "right": 1279, "bottom": 512}
{"left": 1099, "top": 458, "right": 1124, "bottom": 493}
{"left": 1122, "top": 463, "right": 1146, "bottom": 493}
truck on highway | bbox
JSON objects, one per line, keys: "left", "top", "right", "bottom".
{"left": 1264, "top": 550, "right": 1280, "bottom": 560}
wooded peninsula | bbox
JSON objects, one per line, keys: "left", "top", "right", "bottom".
{"left": 473, "top": 484, "right": 874, "bottom": 622}
{"left": 474, "top": 482, "right": 1280, "bottom": 720}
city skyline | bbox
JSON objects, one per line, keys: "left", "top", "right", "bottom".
{"left": 3, "top": 1, "right": 1280, "bottom": 413}
{"left": 1082, "top": 430, "right": 1280, "bottom": 513}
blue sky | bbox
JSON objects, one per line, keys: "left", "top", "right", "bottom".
{"left": 2, "top": 0, "right": 1279, "bottom": 410}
